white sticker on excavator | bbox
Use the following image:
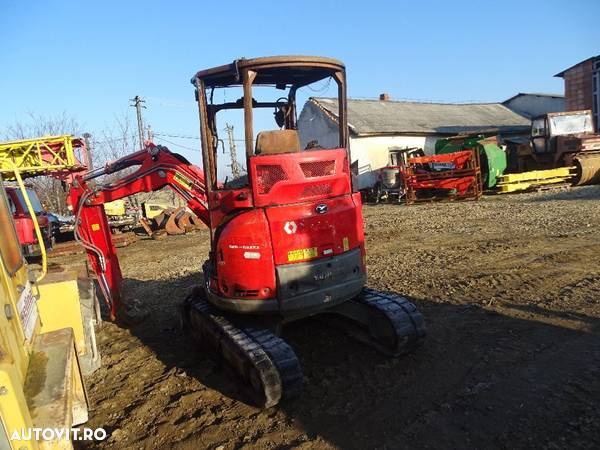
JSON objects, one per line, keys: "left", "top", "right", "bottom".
{"left": 284, "top": 221, "right": 297, "bottom": 234}
{"left": 16, "top": 282, "right": 38, "bottom": 342}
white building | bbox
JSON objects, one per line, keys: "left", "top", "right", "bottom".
{"left": 502, "top": 92, "right": 564, "bottom": 119}
{"left": 298, "top": 96, "right": 531, "bottom": 191}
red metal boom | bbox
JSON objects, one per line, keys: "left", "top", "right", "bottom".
{"left": 69, "top": 143, "right": 208, "bottom": 318}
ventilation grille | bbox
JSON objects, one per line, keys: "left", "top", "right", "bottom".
{"left": 301, "top": 184, "right": 332, "bottom": 198}
{"left": 300, "top": 160, "right": 335, "bottom": 178}
{"left": 256, "top": 164, "right": 288, "bottom": 194}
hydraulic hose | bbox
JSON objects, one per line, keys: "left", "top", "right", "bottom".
{"left": 10, "top": 165, "right": 47, "bottom": 282}
{"left": 73, "top": 189, "right": 114, "bottom": 312}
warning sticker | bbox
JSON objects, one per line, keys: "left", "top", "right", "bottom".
{"left": 174, "top": 172, "right": 193, "bottom": 190}
{"left": 287, "top": 247, "right": 318, "bottom": 262}
{"left": 16, "top": 282, "right": 38, "bottom": 342}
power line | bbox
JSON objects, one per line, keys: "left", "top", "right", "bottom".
{"left": 90, "top": 136, "right": 130, "bottom": 145}
{"left": 154, "top": 131, "right": 246, "bottom": 142}
{"left": 154, "top": 136, "right": 199, "bottom": 152}
{"left": 153, "top": 132, "right": 200, "bottom": 140}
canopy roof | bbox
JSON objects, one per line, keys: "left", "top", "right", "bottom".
{"left": 191, "top": 55, "right": 344, "bottom": 88}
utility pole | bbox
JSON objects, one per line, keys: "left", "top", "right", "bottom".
{"left": 82, "top": 132, "right": 94, "bottom": 171}
{"left": 146, "top": 124, "right": 154, "bottom": 143}
{"left": 225, "top": 123, "right": 243, "bottom": 178}
{"left": 130, "top": 95, "right": 146, "bottom": 150}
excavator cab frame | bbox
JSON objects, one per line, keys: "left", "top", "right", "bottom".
{"left": 192, "top": 56, "right": 349, "bottom": 222}
{"left": 192, "top": 56, "right": 348, "bottom": 178}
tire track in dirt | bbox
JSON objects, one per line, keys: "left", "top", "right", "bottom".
{"left": 75, "top": 186, "right": 600, "bottom": 449}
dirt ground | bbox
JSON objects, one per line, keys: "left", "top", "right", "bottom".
{"left": 62, "top": 186, "right": 600, "bottom": 450}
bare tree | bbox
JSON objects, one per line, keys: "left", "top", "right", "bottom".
{"left": 94, "top": 112, "right": 138, "bottom": 167}
{"left": 4, "top": 111, "right": 82, "bottom": 140}
{"left": 91, "top": 112, "right": 148, "bottom": 212}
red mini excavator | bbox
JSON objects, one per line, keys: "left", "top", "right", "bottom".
{"left": 70, "top": 56, "right": 425, "bottom": 407}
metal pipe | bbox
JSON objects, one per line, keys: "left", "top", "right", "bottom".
{"left": 243, "top": 70, "right": 257, "bottom": 157}
{"left": 10, "top": 165, "right": 47, "bottom": 281}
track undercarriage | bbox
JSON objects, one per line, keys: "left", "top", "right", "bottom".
{"left": 182, "top": 286, "right": 425, "bottom": 408}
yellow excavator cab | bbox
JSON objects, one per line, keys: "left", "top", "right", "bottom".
{"left": 0, "top": 175, "right": 98, "bottom": 449}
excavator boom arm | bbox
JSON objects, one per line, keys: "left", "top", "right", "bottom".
{"left": 69, "top": 144, "right": 209, "bottom": 317}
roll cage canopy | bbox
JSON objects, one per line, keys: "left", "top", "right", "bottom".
{"left": 191, "top": 55, "right": 345, "bottom": 88}
{"left": 192, "top": 56, "right": 349, "bottom": 193}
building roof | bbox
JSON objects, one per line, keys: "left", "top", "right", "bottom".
{"left": 503, "top": 92, "right": 564, "bottom": 103}
{"left": 554, "top": 55, "right": 600, "bottom": 77}
{"left": 309, "top": 97, "right": 531, "bottom": 136}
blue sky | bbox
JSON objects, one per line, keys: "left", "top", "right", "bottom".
{"left": 1, "top": 0, "right": 598, "bottom": 165}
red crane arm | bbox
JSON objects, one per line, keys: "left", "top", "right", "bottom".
{"left": 68, "top": 144, "right": 209, "bottom": 318}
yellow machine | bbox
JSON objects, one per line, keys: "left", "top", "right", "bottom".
{"left": 0, "top": 138, "right": 101, "bottom": 448}
{"left": 142, "top": 201, "right": 170, "bottom": 219}
{"left": 0, "top": 135, "right": 87, "bottom": 179}
{"left": 103, "top": 199, "right": 126, "bottom": 217}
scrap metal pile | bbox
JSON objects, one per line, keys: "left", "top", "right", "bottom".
{"left": 140, "top": 206, "right": 204, "bottom": 237}
{"left": 403, "top": 149, "right": 483, "bottom": 203}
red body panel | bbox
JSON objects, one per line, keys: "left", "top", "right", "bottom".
{"left": 5, "top": 187, "right": 50, "bottom": 247}
{"left": 265, "top": 194, "right": 363, "bottom": 265}
{"left": 207, "top": 149, "right": 365, "bottom": 303}
{"left": 13, "top": 217, "right": 37, "bottom": 245}
{"left": 215, "top": 209, "right": 276, "bottom": 299}
{"left": 249, "top": 149, "right": 350, "bottom": 207}
{"left": 208, "top": 188, "right": 254, "bottom": 229}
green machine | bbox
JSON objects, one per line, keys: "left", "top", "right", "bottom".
{"left": 435, "top": 134, "right": 507, "bottom": 189}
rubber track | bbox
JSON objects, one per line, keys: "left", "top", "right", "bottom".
{"left": 244, "top": 326, "right": 304, "bottom": 400}
{"left": 354, "top": 288, "right": 426, "bottom": 355}
{"left": 188, "top": 296, "right": 303, "bottom": 408}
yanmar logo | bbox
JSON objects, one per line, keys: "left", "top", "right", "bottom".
{"left": 315, "top": 204, "right": 328, "bottom": 214}
{"left": 314, "top": 271, "right": 333, "bottom": 281}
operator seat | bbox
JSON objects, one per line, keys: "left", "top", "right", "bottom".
{"left": 255, "top": 130, "right": 300, "bottom": 155}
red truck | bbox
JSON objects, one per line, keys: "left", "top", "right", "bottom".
{"left": 4, "top": 186, "right": 53, "bottom": 257}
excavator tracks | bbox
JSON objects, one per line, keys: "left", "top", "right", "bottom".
{"left": 183, "top": 287, "right": 424, "bottom": 408}
{"left": 351, "top": 288, "right": 426, "bottom": 355}
{"left": 184, "top": 293, "right": 303, "bottom": 408}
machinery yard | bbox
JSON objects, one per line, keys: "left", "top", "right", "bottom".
{"left": 52, "top": 185, "right": 600, "bottom": 450}
{"left": 2, "top": 5, "right": 599, "bottom": 447}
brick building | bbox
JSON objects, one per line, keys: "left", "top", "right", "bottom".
{"left": 555, "top": 55, "right": 600, "bottom": 131}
